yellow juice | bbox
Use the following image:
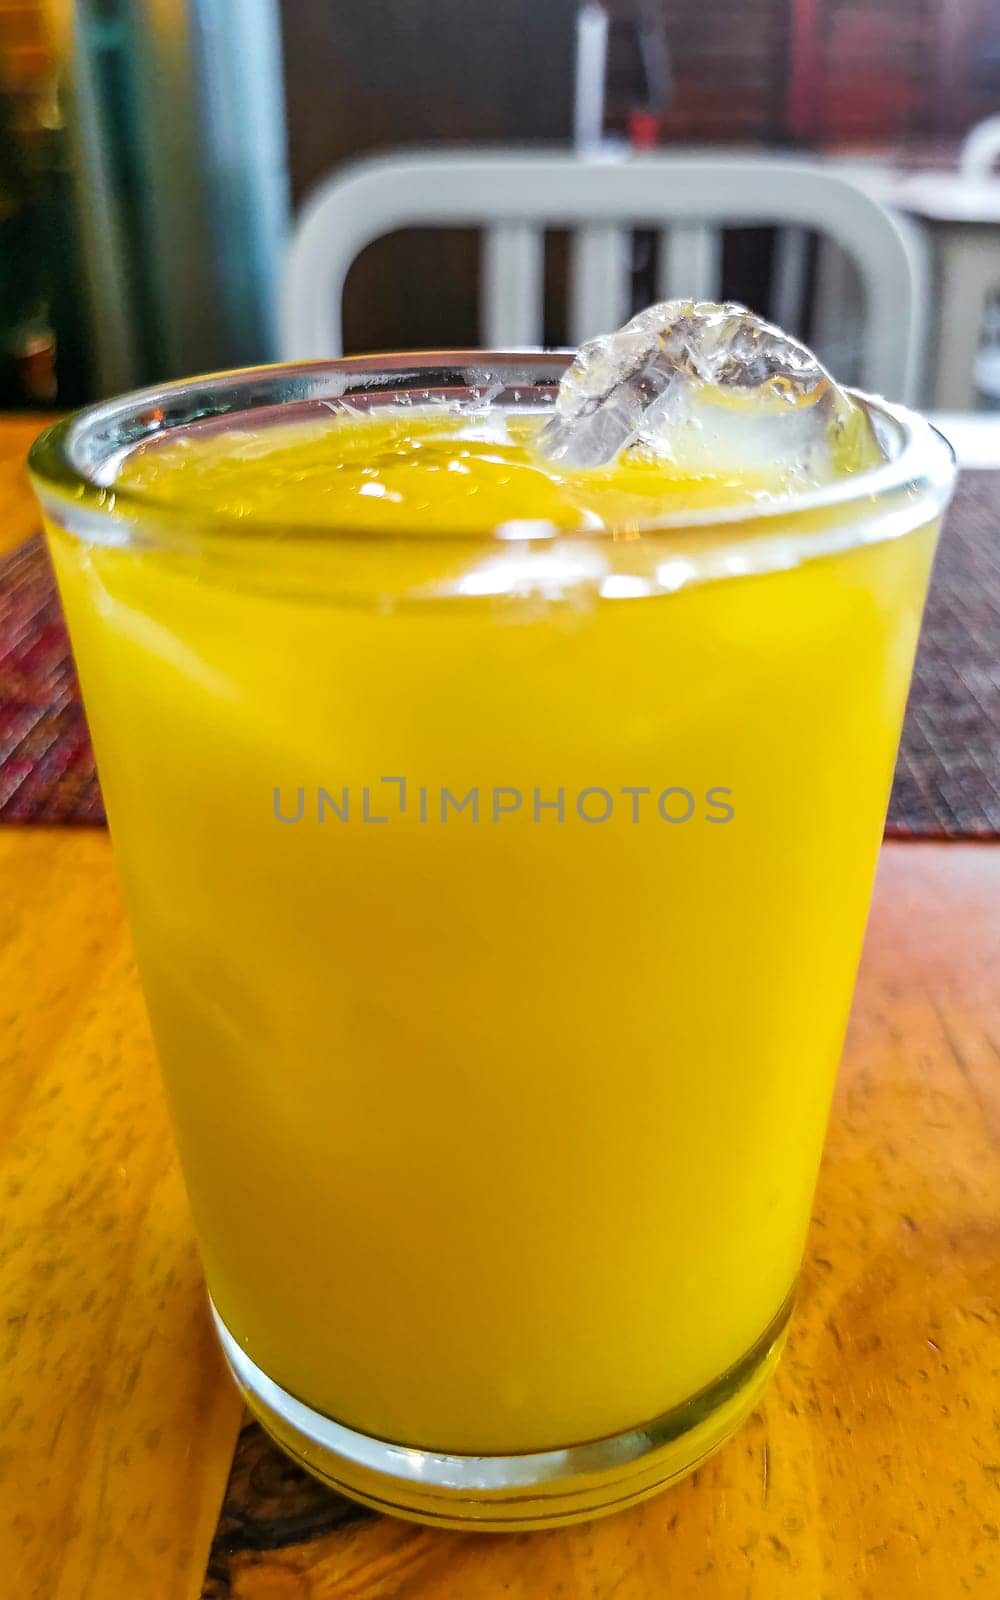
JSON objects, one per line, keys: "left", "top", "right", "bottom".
{"left": 45, "top": 404, "right": 937, "bottom": 1460}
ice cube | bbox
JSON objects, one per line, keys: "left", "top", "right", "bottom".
{"left": 538, "top": 300, "right": 884, "bottom": 482}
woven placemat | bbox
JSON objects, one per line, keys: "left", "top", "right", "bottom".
{"left": 1, "top": 472, "right": 998, "bottom": 834}
{"left": 0, "top": 535, "right": 103, "bottom": 823}
{"left": 887, "top": 470, "right": 1000, "bottom": 836}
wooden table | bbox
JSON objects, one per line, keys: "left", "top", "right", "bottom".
{"left": 0, "top": 415, "right": 61, "bottom": 557}
{"left": 2, "top": 418, "right": 999, "bottom": 1598}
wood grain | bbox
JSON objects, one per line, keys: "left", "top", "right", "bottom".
{"left": 0, "top": 828, "right": 243, "bottom": 1600}
{"left": 205, "top": 843, "right": 1000, "bottom": 1599}
{"left": 1, "top": 832, "right": 997, "bottom": 1599}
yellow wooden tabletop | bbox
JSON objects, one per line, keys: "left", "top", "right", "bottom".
{"left": 1, "top": 417, "right": 998, "bottom": 1598}
{"left": 0, "top": 415, "right": 60, "bottom": 556}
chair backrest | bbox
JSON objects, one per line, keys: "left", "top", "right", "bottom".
{"left": 280, "top": 150, "right": 927, "bottom": 401}
{"left": 960, "top": 116, "right": 1000, "bottom": 180}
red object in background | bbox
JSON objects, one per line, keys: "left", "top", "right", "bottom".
{"left": 628, "top": 107, "right": 661, "bottom": 148}
{"left": 788, "top": 0, "right": 929, "bottom": 145}
{"left": 788, "top": 0, "right": 822, "bottom": 139}
{"left": 821, "top": 10, "right": 922, "bottom": 141}
{"left": 539, "top": 1, "right": 993, "bottom": 153}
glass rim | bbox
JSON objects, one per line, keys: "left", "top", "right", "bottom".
{"left": 28, "top": 351, "right": 957, "bottom": 547}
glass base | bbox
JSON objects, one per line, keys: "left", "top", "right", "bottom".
{"left": 212, "top": 1291, "right": 793, "bottom": 1530}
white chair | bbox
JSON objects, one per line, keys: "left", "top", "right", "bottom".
{"left": 961, "top": 116, "right": 1000, "bottom": 178}
{"left": 280, "top": 150, "right": 928, "bottom": 402}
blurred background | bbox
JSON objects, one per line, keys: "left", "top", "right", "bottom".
{"left": 4, "top": 0, "right": 1000, "bottom": 410}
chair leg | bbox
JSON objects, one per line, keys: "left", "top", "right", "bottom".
{"left": 772, "top": 227, "right": 809, "bottom": 337}
{"left": 929, "top": 227, "right": 1000, "bottom": 411}
{"left": 809, "top": 240, "right": 864, "bottom": 388}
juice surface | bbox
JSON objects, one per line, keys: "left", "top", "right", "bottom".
{"left": 110, "top": 409, "right": 780, "bottom": 530}
{"left": 48, "top": 407, "right": 936, "bottom": 1453}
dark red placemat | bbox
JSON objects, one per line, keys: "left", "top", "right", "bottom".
{"left": 887, "top": 470, "right": 1000, "bottom": 836}
{"left": 2, "top": 472, "right": 998, "bottom": 834}
{"left": 0, "top": 535, "right": 103, "bottom": 823}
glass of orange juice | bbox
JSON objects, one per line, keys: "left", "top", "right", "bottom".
{"left": 29, "top": 352, "right": 955, "bottom": 1528}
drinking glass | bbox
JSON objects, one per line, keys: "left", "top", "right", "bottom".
{"left": 29, "top": 355, "right": 956, "bottom": 1527}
